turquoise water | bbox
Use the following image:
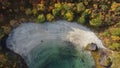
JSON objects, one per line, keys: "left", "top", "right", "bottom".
{"left": 27, "top": 40, "right": 95, "bottom": 68}
{"left": 7, "top": 21, "right": 106, "bottom": 68}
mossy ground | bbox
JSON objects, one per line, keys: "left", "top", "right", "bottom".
{"left": 91, "top": 51, "right": 104, "bottom": 68}
{"left": 0, "top": 48, "right": 27, "bottom": 68}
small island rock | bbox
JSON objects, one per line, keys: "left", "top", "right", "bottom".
{"left": 85, "top": 43, "right": 98, "bottom": 51}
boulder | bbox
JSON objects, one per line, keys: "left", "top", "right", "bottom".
{"left": 85, "top": 43, "right": 98, "bottom": 51}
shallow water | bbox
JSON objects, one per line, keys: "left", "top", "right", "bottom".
{"left": 7, "top": 20, "right": 106, "bottom": 68}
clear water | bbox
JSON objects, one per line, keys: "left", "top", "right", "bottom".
{"left": 7, "top": 20, "right": 106, "bottom": 68}
{"left": 27, "top": 40, "right": 94, "bottom": 68}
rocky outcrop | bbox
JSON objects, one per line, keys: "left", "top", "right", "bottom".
{"left": 99, "top": 55, "right": 112, "bottom": 67}
{"left": 85, "top": 43, "right": 112, "bottom": 68}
